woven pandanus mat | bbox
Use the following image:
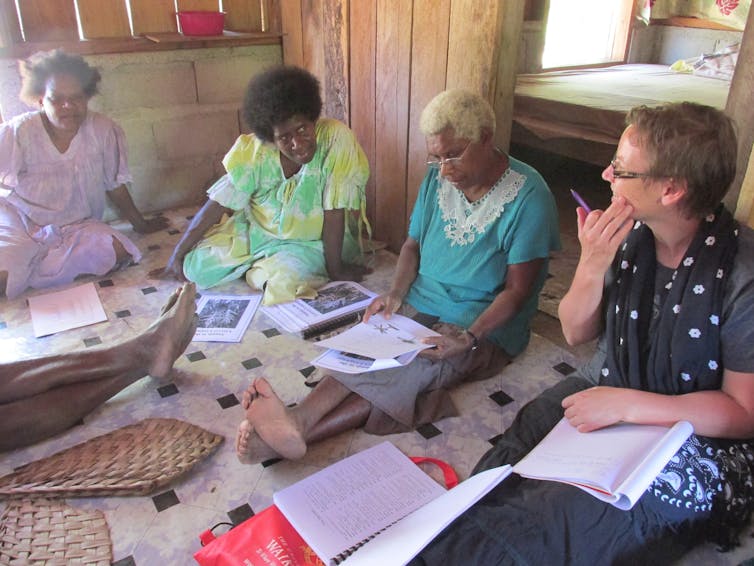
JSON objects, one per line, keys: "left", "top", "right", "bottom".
{"left": 0, "top": 418, "right": 223, "bottom": 499}
{"left": 0, "top": 498, "right": 111, "bottom": 565}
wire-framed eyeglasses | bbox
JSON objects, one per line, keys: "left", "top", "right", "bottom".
{"left": 609, "top": 158, "right": 653, "bottom": 179}
{"left": 427, "top": 141, "right": 472, "bottom": 169}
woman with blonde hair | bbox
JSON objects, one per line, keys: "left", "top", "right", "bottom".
{"left": 234, "top": 89, "right": 560, "bottom": 465}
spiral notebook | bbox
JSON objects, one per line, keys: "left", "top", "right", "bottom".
{"left": 271, "top": 442, "right": 510, "bottom": 566}
{"left": 261, "top": 281, "right": 377, "bottom": 339}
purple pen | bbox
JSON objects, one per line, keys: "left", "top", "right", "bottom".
{"left": 570, "top": 189, "right": 592, "bottom": 213}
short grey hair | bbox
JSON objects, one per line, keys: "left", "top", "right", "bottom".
{"left": 419, "top": 89, "right": 495, "bottom": 141}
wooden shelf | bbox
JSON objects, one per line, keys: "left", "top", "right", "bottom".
{"left": 0, "top": 30, "right": 282, "bottom": 59}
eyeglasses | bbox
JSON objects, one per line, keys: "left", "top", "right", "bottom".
{"left": 609, "top": 158, "right": 653, "bottom": 179}
{"left": 44, "top": 93, "right": 88, "bottom": 107}
{"left": 427, "top": 141, "right": 471, "bottom": 169}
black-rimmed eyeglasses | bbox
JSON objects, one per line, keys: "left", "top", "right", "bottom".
{"left": 609, "top": 158, "right": 653, "bottom": 179}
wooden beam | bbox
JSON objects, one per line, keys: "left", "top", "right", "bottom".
{"left": 726, "top": 6, "right": 754, "bottom": 221}
{"left": 446, "top": 0, "right": 500, "bottom": 98}
{"left": 493, "top": 0, "right": 525, "bottom": 152}
{"left": 322, "top": 0, "right": 348, "bottom": 123}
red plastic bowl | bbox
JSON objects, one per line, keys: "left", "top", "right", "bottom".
{"left": 178, "top": 11, "right": 225, "bottom": 36}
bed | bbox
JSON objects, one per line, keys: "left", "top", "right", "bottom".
{"left": 511, "top": 64, "right": 731, "bottom": 166}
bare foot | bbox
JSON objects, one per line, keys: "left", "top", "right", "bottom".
{"left": 243, "top": 377, "right": 307, "bottom": 461}
{"left": 235, "top": 419, "right": 281, "bottom": 464}
{"left": 144, "top": 283, "right": 198, "bottom": 378}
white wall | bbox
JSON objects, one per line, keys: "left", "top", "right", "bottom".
{"left": 0, "top": 44, "right": 283, "bottom": 219}
{"left": 628, "top": 24, "right": 742, "bottom": 64}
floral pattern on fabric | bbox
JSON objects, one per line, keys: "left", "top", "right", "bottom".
{"left": 601, "top": 205, "right": 754, "bottom": 547}
{"left": 437, "top": 168, "right": 524, "bottom": 246}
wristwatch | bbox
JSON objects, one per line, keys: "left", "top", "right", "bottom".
{"left": 464, "top": 329, "right": 479, "bottom": 351}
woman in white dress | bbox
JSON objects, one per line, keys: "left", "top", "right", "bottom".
{"left": 0, "top": 49, "right": 166, "bottom": 299}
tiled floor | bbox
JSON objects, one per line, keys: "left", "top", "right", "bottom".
{"left": 0, "top": 206, "right": 582, "bottom": 564}
{"left": 1, "top": 152, "right": 752, "bottom": 564}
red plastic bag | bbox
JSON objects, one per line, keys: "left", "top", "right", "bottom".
{"left": 194, "top": 505, "right": 324, "bottom": 566}
{"left": 194, "top": 457, "right": 457, "bottom": 565}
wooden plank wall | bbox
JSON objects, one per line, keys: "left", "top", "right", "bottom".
{"left": 5, "top": 0, "right": 267, "bottom": 43}
{"left": 17, "top": 0, "right": 78, "bottom": 42}
{"left": 281, "top": 0, "right": 523, "bottom": 252}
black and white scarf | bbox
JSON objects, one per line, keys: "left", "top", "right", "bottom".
{"left": 600, "top": 205, "right": 753, "bottom": 549}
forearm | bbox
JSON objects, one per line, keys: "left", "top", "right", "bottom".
{"left": 322, "top": 208, "right": 345, "bottom": 276}
{"left": 170, "top": 199, "right": 227, "bottom": 261}
{"left": 107, "top": 184, "right": 148, "bottom": 228}
{"left": 468, "top": 287, "right": 529, "bottom": 340}
{"left": 620, "top": 388, "right": 754, "bottom": 438}
{"left": 468, "top": 259, "right": 544, "bottom": 340}
{"left": 558, "top": 260, "right": 606, "bottom": 345}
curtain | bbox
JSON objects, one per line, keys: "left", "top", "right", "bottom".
{"left": 636, "top": 0, "right": 750, "bottom": 30}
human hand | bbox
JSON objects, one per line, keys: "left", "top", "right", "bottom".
{"left": 419, "top": 324, "right": 472, "bottom": 361}
{"left": 329, "top": 262, "right": 372, "bottom": 283}
{"left": 575, "top": 196, "right": 635, "bottom": 277}
{"left": 133, "top": 215, "right": 170, "bottom": 234}
{"left": 148, "top": 254, "right": 186, "bottom": 281}
{"left": 561, "top": 386, "right": 633, "bottom": 432}
{"left": 364, "top": 290, "right": 403, "bottom": 322}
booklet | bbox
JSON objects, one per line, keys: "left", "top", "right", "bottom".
{"left": 192, "top": 293, "right": 262, "bottom": 342}
{"left": 272, "top": 441, "right": 511, "bottom": 566}
{"left": 512, "top": 417, "right": 694, "bottom": 510}
{"left": 28, "top": 282, "right": 108, "bottom": 337}
{"left": 313, "top": 312, "right": 440, "bottom": 361}
{"left": 261, "top": 281, "right": 377, "bottom": 340}
{"left": 205, "top": 419, "right": 692, "bottom": 566}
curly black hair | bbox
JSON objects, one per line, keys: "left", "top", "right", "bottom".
{"left": 19, "top": 49, "right": 101, "bottom": 106}
{"left": 242, "top": 66, "right": 322, "bottom": 142}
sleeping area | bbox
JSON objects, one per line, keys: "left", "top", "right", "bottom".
{"left": 511, "top": 63, "right": 733, "bottom": 165}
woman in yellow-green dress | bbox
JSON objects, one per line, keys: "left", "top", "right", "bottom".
{"left": 155, "top": 66, "right": 370, "bottom": 305}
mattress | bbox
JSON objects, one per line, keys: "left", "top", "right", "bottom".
{"left": 513, "top": 64, "right": 731, "bottom": 149}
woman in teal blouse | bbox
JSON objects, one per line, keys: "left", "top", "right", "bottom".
{"left": 234, "top": 89, "right": 560, "bottom": 464}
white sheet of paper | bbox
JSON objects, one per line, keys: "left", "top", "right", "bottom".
{"left": 341, "top": 466, "right": 513, "bottom": 566}
{"left": 192, "top": 293, "right": 262, "bottom": 342}
{"left": 315, "top": 313, "right": 440, "bottom": 359}
{"left": 311, "top": 348, "right": 420, "bottom": 374}
{"left": 28, "top": 282, "right": 108, "bottom": 337}
{"left": 273, "top": 441, "right": 446, "bottom": 564}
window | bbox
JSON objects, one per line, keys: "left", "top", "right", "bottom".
{"left": 541, "top": 0, "right": 635, "bottom": 68}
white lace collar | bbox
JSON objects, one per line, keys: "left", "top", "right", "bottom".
{"left": 437, "top": 167, "right": 525, "bottom": 246}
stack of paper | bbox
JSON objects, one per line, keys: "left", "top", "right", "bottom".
{"left": 261, "top": 281, "right": 377, "bottom": 339}
{"left": 312, "top": 313, "right": 440, "bottom": 374}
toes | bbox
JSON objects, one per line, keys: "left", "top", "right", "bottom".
{"left": 235, "top": 420, "right": 251, "bottom": 454}
{"left": 252, "top": 376, "right": 273, "bottom": 397}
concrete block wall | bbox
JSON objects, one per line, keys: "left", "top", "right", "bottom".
{"left": 0, "top": 44, "right": 282, "bottom": 220}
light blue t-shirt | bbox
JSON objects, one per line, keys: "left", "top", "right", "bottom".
{"left": 405, "top": 156, "right": 560, "bottom": 356}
